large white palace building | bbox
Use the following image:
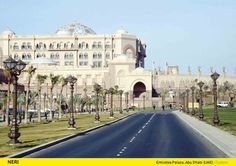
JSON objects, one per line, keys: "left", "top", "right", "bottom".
{"left": 0, "top": 22, "right": 236, "bottom": 107}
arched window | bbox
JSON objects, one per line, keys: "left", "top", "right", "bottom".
{"left": 92, "top": 42, "right": 97, "bottom": 49}
{"left": 79, "top": 43, "right": 82, "bottom": 49}
{"left": 49, "top": 43, "right": 53, "bottom": 49}
{"left": 84, "top": 53, "right": 88, "bottom": 59}
{"left": 71, "top": 43, "right": 74, "bottom": 48}
{"left": 22, "top": 53, "right": 26, "bottom": 59}
{"left": 27, "top": 42, "right": 32, "bottom": 49}
{"left": 93, "top": 52, "right": 97, "bottom": 59}
{"left": 13, "top": 43, "right": 19, "bottom": 50}
{"left": 36, "top": 53, "right": 41, "bottom": 58}
{"left": 27, "top": 54, "right": 31, "bottom": 59}
{"left": 98, "top": 53, "right": 102, "bottom": 59}
{"left": 98, "top": 42, "right": 102, "bottom": 48}
{"left": 86, "top": 43, "right": 89, "bottom": 49}
{"left": 21, "top": 42, "right": 27, "bottom": 49}
{"left": 105, "top": 52, "right": 110, "bottom": 59}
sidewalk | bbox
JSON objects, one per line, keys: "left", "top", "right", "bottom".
{"left": 173, "top": 110, "right": 236, "bottom": 157}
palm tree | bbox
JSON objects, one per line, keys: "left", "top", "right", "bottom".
{"left": 37, "top": 74, "right": 47, "bottom": 122}
{"left": 101, "top": 88, "right": 108, "bottom": 112}
{"left": 49, "top": 73, "right": 60, "bottom": 120}
{"left": 59, "top": 77, "right": 68, "bottom": 118}
{"left": 124, "top": 92, "right": 129, "bottom": 112}
{"left": 203, "top": 84, "right": 209, "bottom": 106}
{"left": 3, "top": 69, "right": 12, "bottom": 125}
{"left": 118, "top": 90, "right": 123, "bottom": 113}
{"left": 24, "top": 65, "right": 37, "bottom": 123}
{"left": 219, "top": 81, "right": 234, "bottom": 101}
{"left": 0, "top": 91, "right": 7, "bottom": 122}
{"left": 108, "top": 87, "right": 115, "bottom": 117}
{"left": 114, "top": 85, "right": 119, "bottom": 111}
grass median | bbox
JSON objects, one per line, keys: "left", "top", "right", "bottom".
{"left": 0, "top": 111, "right": 134, "bottom": 157}
{"left": 193, "top": 106, "right": 236, "bottom": 136}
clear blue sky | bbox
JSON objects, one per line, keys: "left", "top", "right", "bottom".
{"left": 0, "top": 0, "right": 235, "bottom": 75}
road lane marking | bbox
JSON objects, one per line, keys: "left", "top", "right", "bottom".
{"left": 117, "top": 154, "right": 120, "bottom": 156}
{"left": 138, "top": 130, "right": 142, "bottom": 133}
{"left": 130, "top": 137, "right": 136, "bottom": 143}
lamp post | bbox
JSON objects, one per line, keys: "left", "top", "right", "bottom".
{"left": 3, "top": 57, "right": 26, "bottom": 144}
{"left": 94, "top": 83, "right": 101, "bottom": 122}
{"left": 66, "top": 75, "right": 77, "bottom": 129}
{"left": 190, "top": 86, "right": 196, "bottom": 115}
{"left": 186, "top": 88, "right": 190, "bottom": 114}
{"left": 198, "top": 81, "right": 204, "bottom": 120}
{"left": 211, "top": 72, "right": 220, "bottom": 125}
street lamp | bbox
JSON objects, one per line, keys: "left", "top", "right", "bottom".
{"left": 66, "top": 75, "right": 77, "bottom": 129}
{"left": 186, "top": 88, "right": 190, "bottom": 114}
{"left": 94, "top": 83, "right": 101, "bottom": 122}
{"left": 190, "top": 86, "right": 196, "bottom": 115}
{"left": 211, "top": 72, "right": 220, "bottom": 125}
{"left": 3, "top": 56, "right": 27, "bottom": 144}
{"left": 198, "top": 81, "right": 204, "bottom": 120}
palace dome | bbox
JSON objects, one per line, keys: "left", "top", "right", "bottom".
{"left": 56, "top": 22, "right": 96, "bottom": 35}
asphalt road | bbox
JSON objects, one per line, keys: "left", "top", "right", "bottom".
{"left": 25, "top": 110, "right": 226, "bottom": 158}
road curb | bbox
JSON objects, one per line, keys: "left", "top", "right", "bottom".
{"left": 173, "top": 110, "right": 236, "bottom": 157}
{"left": 7, "top": 112, "right": 137, "bottom": 158}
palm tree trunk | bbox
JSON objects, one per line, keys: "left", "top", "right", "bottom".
{"left": 38, "top": 88, "right": 41, "bottom": 122}
{"left": 59, "top": 89, "right": 63, "bottom": 119}
{"left": 25, "top": 82, "right": 30, "bottom": 123}
{"left": 50, "top": 88, "right": 53, "bottom": 120}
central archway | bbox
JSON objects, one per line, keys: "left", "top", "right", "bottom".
{"left": 133, "top": 82, "right": 146, "bottom": 97}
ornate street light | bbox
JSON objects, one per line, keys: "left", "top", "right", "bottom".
{"left": 211, "top": 72, "right": 220, "bottom": 125}
{"left": 186, "top": 88, "right": 190, "bottom": 114}
{"left": 3, "top": 56, "right": 27, "bottom": 144}
{"left": 190, "top": 86, "right": 196, "bottom": 115}
{"left": 94, "top": 83, "right": 102, "bottom": 122}
{"left": 198, "top": 81, "right": 205, "bottom": 120}
{"left": 66, "top": 75, "right": 77, "bottom": 129}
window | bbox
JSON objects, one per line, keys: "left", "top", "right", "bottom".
{"left": 92, "top": 42, "right": 97, "bottom": 49}
{"left": 27, "top": 42, "right": 32, "bottom": 49}
{"left": 98, "top": 42, "right": 102, "bottom": 48}
{"left": 64, "top": 61, "right": 74, "bottom": 66}
{"left": 105, "top": 52, "right": 110, "bottom": 59}
{"left": 21, "top": 42, "right": 27, "bottom": 49}
{"left": 79, "top": 61, "right": 88, "bottom": 66}
{"left": 22, "top": 53, "right": 26, "bottom": 59}
{"left": 14, "top": 54, "right": 19, "bottom": 60}
{"left": 105, "top": 41, "right": 111, "bottom": 49}
{"left": 93, "top": 52, "right": 97, "bottom": 59}
{"left": 13, "top": 43, "right": 19, "bottom": 50}
{"left": 49, "top": 43, "right": 53, "bottom": 49}
{"left": 27, "top": 54, "right": 32, "bottom": 59}
{"left": 98, "top": 53, "right": 102, "bottom": 59}
{"left": 93, "top": 61, "right": 102, "bottom": 68}
{"left": 64, "top": 53, "right": 73, "bottom": 59}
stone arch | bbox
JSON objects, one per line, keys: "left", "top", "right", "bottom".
{"left": 123, "top": 44, "right": 135, "bottom": 58}
{"left": 133, "top": 81, "right": 146, "bottom": 98}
